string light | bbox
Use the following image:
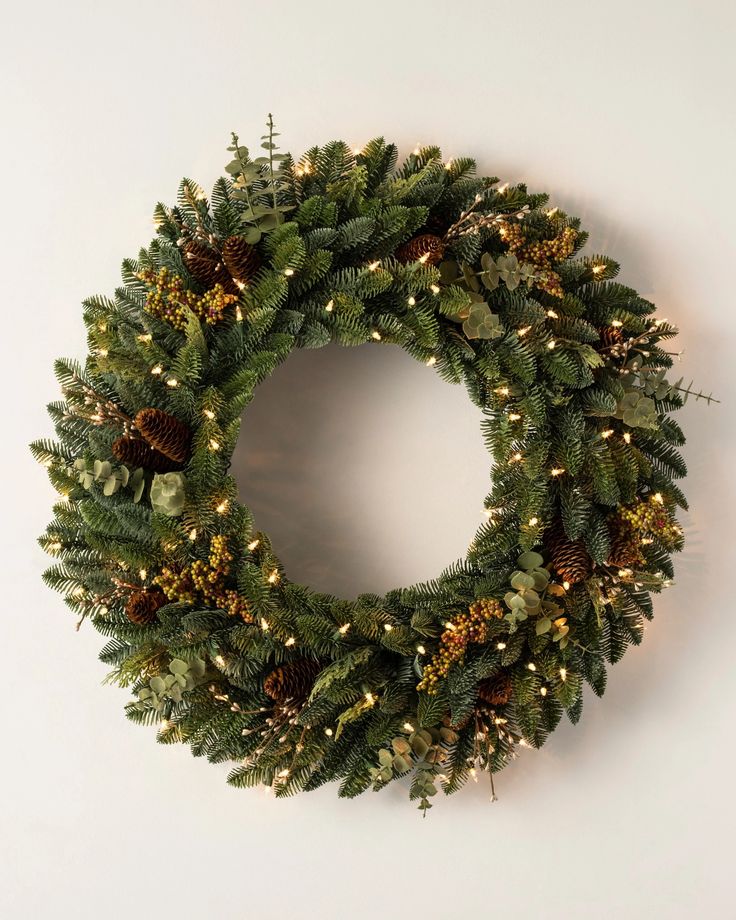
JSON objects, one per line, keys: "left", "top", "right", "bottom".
{"left": 216, "top": 500, "right": 228, "bottom": 513}
{"left": 247, "top": 539, "right": 260, "bottom": 551}
{"left": 426, "top": 356, "right": 437, "bottom": 366}
{"left": 166, "top": 378, "right": 178, "bottom": 388}
{"left": 444, "top": 159, "right": 453, "bottom": 171}
{"left": 151, "top": 365, "right": 163, "bottom": 375}
{"left": 325, "top": 299, "right": 334, "bottom": 312}
{"left": 214, "top": 655, "right": 225, "bottom": 667}
{"left": 338, "top": 623, "right": 351, "bottom": 635}
{"left": 496, "top": 641, "right": 507, "bottom": 650}
{"left": 546, "top": 207, "right": 559, "bottom": 218}
{"left": 188, "top": 528, "right": 197, "bottom": 541}
{"left": 371, "top": 330, "right": 382, "bottom": 341}
{"left": 137, "top": 333, "right": 152, "bottom": 344}
{"left": 623, "top": 432, "right": 632, "bottom": 444}
{"left": 562, "top": 581, "right": 570, "bottom": 591}
{"left": 285, "top": 636, "right": 296, "bottom": 647}
{"left": 283, "top": 268, "right": 295, "bottom": 276}
{"left": 235, "top": 305, "right": 243, "bottom": 321}
{"left": 98, "top": 348, "right": 108, "bottom": 357}
{"left": 527, "top": 662, "right": 536, "bottom": 671}
{"left": 158, "top": 719, "right": 170, "bottom": 732}
{"left": 550, "top": 467, "right": 565, "bottom": 476}
{"left": 529, "top": 517, "right": 539, "bottom": 526}
{"left": 508, "top": 412, "right": 521, "bottom": 421}
{"left": 517, "top": 326, "right": 531, "bottom": 337}
{"left": 546, "top": 309, "right": 559, "bottom": 319}
{"left": 139, "top": 568, "right": 147, "bottom": 580}
{"left": 209, "top": 438, "right": 221, "bottom": 451}
{"left": 416, "top": 644, "right": 426, "bottom": 655}
{"left": 496, "top": 386, "right": 510, "bottom": 397}
{"left": 352, "top": 146, "right": 362, "bottom": 155}
{"left": 540, "top": 686, "right": 548, "bottom": 697}
{"left": 497, "top": 182, "right": 509, "bottom": 194}
{"left": 430, "top": 284, "right": 440, "bottom": 294}
{"left": 413, "top": 146, "right": 421, "bottom": 156}
{"left": 407, "top": 296, "right": 416, "bottom": 306}
{"left": 510, "top": 452, "right": 523, "bottom": 463}
{"left": 203, "top": 409, "right": 215, "bottom": 419}
{"left": 368, "top": 260, "right": 381, "bottom": 271}
{"left": 547, "top": 340, "right": 557, "bottom": 350}
{"left": 592, "top": 264, "right": 605, "bottom": 275}
{"left": 364, "top": 692, "right": 376, "bottom": 704}
{"left": 403, "top": 722, "right": 415, "bottom": 732}
{"left": 653, "top": 492, "right": 664, "bottom": 504}
{"left": 601, "top": 429, "right": 614, "bottom": 439}
{"left": 560, "top": 668, "right": 567, "bottom": 681}
{"left": 259, "top": 618, "right": 269, "bottom": 631}
{"left": 267, "top": 569, "right": 280, "bottom": 584}
{"left": 383, "top": 623, "right": 394, "bottom": 632}
{"left": 324, "top": 728, "right": 334, "bottom": 736}
{"left": 611, "top": 319, "right": 623, "bottom": 328}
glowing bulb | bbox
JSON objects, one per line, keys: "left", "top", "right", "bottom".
{"left": 325, "top": 299, "right": 334, "bottom": 312}
{"left": 497, "top": 182, "right": 509, "bottom": 194}
{"left": 508, "top": 412, "right": 521, "bottom": 421}
{"left": 592, "top": 264, "right": 605, "bottom": 275}
{"left": 560, "top": 668, "right": 567, "bottom": 681}
{"left": 368, "top": 261, "right": 381, "bottom": 271}
{"left": 383, "top": 623, "right": 394, "bottom": 632}
{"left": 547, "top": 340, "right": 556, "bottom": 350}
{"left": 338, "top": 623, "right": 351, "bottom": 635}
{"left": 260, "top": 618, "right": 269, "bottom": 631}
{"left": 529, "top": 517, "right": 539, "bottom": 526}
{"left": 562, "top": 581, "right": 570, "bottom": 591}
{"left": 166, "top": 378, "right": 178, "bottom": 388}
{"left": 139, "top": 569, "right": 147, "bottom": 580}
{"left": 426, "top": 356, "right": 437, "bottom": 366}
{"left": 496, "top": 642, "right": 507, "bottom": 650}
{"left": 188, "top": 528, "right": 197, "bottom": 541}
{"left": 209, "top": 438, "right": 221, "bottom": 451}
{"left": 496, "top": 387, "right": 510, "bottom": 397}
{"left": 365, "top": 692, "right": 376, "bottom": 704}
{"left": 540, "top": 686, "right": 548, "bottom": 697}
{"left": 216, "top": 500, "right": 228, "bottom": 513}
{"left": 247, "top": 539, "right": 260, "bottom": 551}
{"left": 283, "top": 268, "right": 294, "bottom": 276}
{"left": 416, "top": 644, "right": 426, "bottom": 655}
{"left": 527, "top": 663, "right": 536, "bottom": 672}
{"left": 285, "top": 636, "right": 296, "bottom": 647}
{"left": 444, "top": 159, "right": 453, "bottom": 170}
{"left": 98, "top": 348, "right": 108, "bottom": 357}
{"left": 546, "top": 309, "right": 559, "bottom": 319}
{"left": 550, "top": 467, "right": 565, "bottom": 476}
{"left": 407, "top": 296, "right": 416, "bottom": 306}
{"left": 510, "top": 452, "right": 523, "bottom": 463}
{"left": 372, "top": 330, "right": 382, "bottom": 341}
{"left": 611, "top": 319, "right": 623, "bottom": 328}
{"left": 623, "top": 432, "right": 632, "bottom": 444}
{"left": 403, "top": 722, "right": 415, "bottom": 732}
{"left": 517, "top": 326, "right": 531, "bottom": 337}
{"left": 151, "top": 365, "right": 163, "bottom": 375}
{"left": 653, "top": 492, "right": 664, "bottom": 504}
{"left": 324, "top": 728, "right": 333, "bottom": 736}
{"left": 138, "top": 333, "right": 152, "bottom": 343}
{"left": 268, "top": 569, "right": 280, "bottom": 584}
{"left": 430, "top": 284, "right": 440, "bottom": 294}
{"left": 203, "top": 409, "right": 215, "bottom": 419}
{"left": 214, "top": 655, "right": 225, "bottom": 667}
{"left": 601, "top": 429, "right": 613, "bottom": 439}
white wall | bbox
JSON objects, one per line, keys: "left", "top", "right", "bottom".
{"left": 2, "top": 2, "right": 735, "bottom": 918}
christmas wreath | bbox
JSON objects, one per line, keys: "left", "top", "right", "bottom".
{"left": 33, "top": 118, "right": 712, "bottom": 811}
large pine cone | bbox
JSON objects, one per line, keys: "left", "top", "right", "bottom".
{"left": 222, "top": 235, "right": 261, "bottom": 287}
{"left": 545, "top": 520, "right": 592, "bottom": 585}
{"left": 395, "top": 233, "right": 446, "bottom": 266}
{"left": 182, "top": 240, "right": 229, "bottom": 289}
{"left": 607, "top": 517, "right": 644, "bottom": 568}
{"left": 478, "top": 672, "right": 513, "bottom": 707}
{"left": 112, "top": 436, "right": 182, "bottom": 473}
{"left": 126, "top": 589, "right": 167, "bottom": 625}
{"left": 135, "top": 408, "right": 191, "bottom": 464}
{"left": 263, "top": 658, "right": 323, "bottom": 702}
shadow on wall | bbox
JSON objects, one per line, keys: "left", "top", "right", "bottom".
{"left": 230, "top": 342, "right": 492, "bottom": 600}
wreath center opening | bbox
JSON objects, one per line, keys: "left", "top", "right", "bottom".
{"left": 230, "top": 342, "right": 491, "bottom": 598}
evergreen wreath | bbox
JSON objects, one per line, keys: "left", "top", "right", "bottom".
{"left": 33, "top": 117, "right": 714, "bottom": 811}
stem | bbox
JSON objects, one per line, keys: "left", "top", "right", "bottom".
{"left": 267, "top": 113, "right": 278, "bottom": 214}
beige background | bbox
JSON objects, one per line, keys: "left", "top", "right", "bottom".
{"left": 2, "top": 1, "right": 735, "bottom": 918}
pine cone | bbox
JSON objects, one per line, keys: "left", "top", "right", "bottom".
{"left": 599, "top": 325, "right": 624, "bottom": 350}
{"left": 263, "top": 658, "right": 323, "bottom": 702}
{"left": 395, "top": 233, "right": 446, "bottom": 266}
{"left": 478, "top": 672, "right": 513, "bottom": 707}
{"left": 112, "top": 436, "right": 182, "bottom": 473}
{"left": 545, "top": 520, "right": 592, "bottom": 585}
{"left": 135, "top": 408, "right": 191, "bottom": 464}
{"left": 607, "top": 517, "right": 644, "bottom": 568}
{"left": 222, "top": 235, "right": 261, "bottom": 287}
{"left": 126, "top": 590, "right": 167, "bottom": 625}
{"left": 182, "top": 240, "right": 229, "bottom": 289}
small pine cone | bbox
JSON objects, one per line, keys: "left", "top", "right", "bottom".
{"left": 222, "top": 235, "right": 261, "bottom": 287}
{"left": 607, "top": 518, "right": 644, "bottom": 568}
{"left": 135, "top": 408, "right": 191, "bottom": 464}
{"left": 263, "top": 658, "right": 323, "bottom": 702}
{"left": 478, "top": 673, "right": 513, "bottom": 707}
{"left": 545, "top": 520, "right": 592, "bottom": 585}
{"left": 182, "top": 240, "right": 230, "bottom": 289}
{"left": 395, "top": 233, "right": 446, "bottom": 266}
{"left": 112, "top": 436, "right": 182, "bottom": 473}
{"left": 599, "top": 325, "right": 624, "bottom": 350}
{"left": 126, "top": 590, "right": 167, "bottom": 625}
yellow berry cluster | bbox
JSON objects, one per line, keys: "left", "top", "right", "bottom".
{"left": 155, "top": 535, "right": 250, "bottom": 620}
{"left": 619, "top": 495, "right": 682, "bottom": 549}
{"left": 417, "top": 598, "right": 503, "bottom": 694}
{"left": 139, "top": 267, "right": 237, "bottom": 331}
{"left": 501, "top": 224, "right": 578, "bottom": 298}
